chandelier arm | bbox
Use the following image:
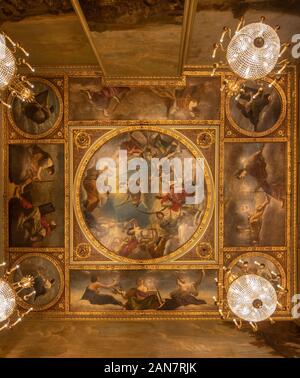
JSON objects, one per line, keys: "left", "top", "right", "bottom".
{"left": 16, "top": 58, "right": 35, "bottom": 72}
{"left": 1, "top": 32, "right": 16, "bottom": 48}
{"left": 15, "top": 42, "right": 29, "bottom": 57}
{"left": 249, "top": 322, "right": 258, "bottom": 332}
{"left": 276, "top": 60, "right": 290, "bottom": 75}
{"left": 277, "top": 58, "right": 289, "bottom": 66}
{"left": 218, "top": 308, "right": 225, "bottom": 319}
{"left": 20, "top": 76, "right": 34, "bottom": 88}
{"left": 271, "top": 270, "right": 280, "bottom": 278}
{"left": 260, "top": 16, "right": 266, "bottom": 23}
{"left": 235, "top": 17, "right": 245, "bottom": 33}
{"left": 279, "top": 42, "right": 291, "bottom": 57}
{"left": 212, "top": 43, "right": 220, "bottom": 59}
{"left": 220, "top": 27, "right": 231, "bottom": 43}
{"left": 235, "top": 87, "right": 246, "bottom": 101}
{"left": 233, "top": 318, "right": 242, "bottom": 329}
{"left": 23, "top": 290, "right": 36, "bottom": 301}
{"left": 22, "top": 308, "right": 33, "bottom": 318}
{"left": 252, "top": 87, "right": 264, "bottom": 100}
{"left": 269, "top": 77, "right": 280, "bottom": 88}
{"left": 15, "top": 286, "right": 24, "bottom": 293}
{"left": 8, "top": 317, "right": 22, "bottom": 329}
{"left": 14, "top": 93, "right": 25, "bottom": 101}
{"left": 0, "top": 322, "right": 9, "bottom": 332}
{"left": 5, "top": 264, "right": 19, "bottom": 277}
{"left": 277, "top": 284, "right": 288, "bottom": 292}
{"left": 269, "top": 317, "right": 276, "bottom": 325}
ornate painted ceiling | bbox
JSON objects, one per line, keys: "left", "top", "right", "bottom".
{"left": 0, "top": 0, "right": 299, "bottom": 76}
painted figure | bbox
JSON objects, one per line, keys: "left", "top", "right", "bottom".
{"left": 81, "top": 274, "right": 123, "bottom": 307}
{"left": 9, "top": 144, "right": 63, "bottom": 247}
{"left": 117, "top": 278, "right": 162, "bottom": 310}
{"left": 236, "top": 86, "right": 271, "bottom": 131}
{"left": 246, "top": 195, "right": 271, "bottom": 245}
{"left": 81, "top": 87, "right": 129, "bottom": 117}
{"left": 24, "top": 89, "right": 54, "bottom": 125}
{"left": 235, "top": 145, "right": 284, "bottom": 206}
{"left": 33, "top": 267, "right": 56, "bottom": 301}
{"left": 159, "top": 271, "right": 206, "bottom": 310}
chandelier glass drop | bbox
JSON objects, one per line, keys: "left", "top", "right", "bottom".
{"left": 0, "top": 262, "right": 35, "bottom": 332}
{"left": 211, "top": 16, "right": 291, "bottom": 97}
{"left": 0, "top": 32, "right": 35, "bottom": 108}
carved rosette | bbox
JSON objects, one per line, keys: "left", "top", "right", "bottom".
{"left": 75, "top": 243, "right": 92, "bottom": 259}
{"left": 74, "top": 131, "right": 91, "bottom": 150}
{"left": 196, "top": 131, "right": 215, "bottom": 148}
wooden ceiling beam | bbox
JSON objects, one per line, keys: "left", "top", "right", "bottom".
{"left": 71, "top": 0, "right": 107, "bottom": 77}
{"left": 177, "top": 0, "right": 198, "bottom": 76}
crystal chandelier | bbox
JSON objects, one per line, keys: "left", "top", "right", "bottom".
{"left": 0, "top": 262, "right": 35, "bottom": 332}
{"left": 0, "top": 32, "right": 35, "bottom": 108}
{"left": 211, "top": 17, "right": 291, "bottom": 98}
{"left": 227, "top": 274, "right": 277, "bottom": 323}
{"left": 213, "top": 259, "right": 287, "bottom": 331}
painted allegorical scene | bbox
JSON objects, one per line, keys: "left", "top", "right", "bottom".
{"left": 8, "top": 144, "right": 64, "bottom": 247}
{"left": 12, "top": 255, "right": 63, "bottom": 310}
{"left": 68, "top": 76, "right": 220, "bottom": 121}
{"left": 228, "top": 81, "right": 283, "bottom": 134}
{"left": 225, "top": 254, "right": 283, "bottom": 291}
{"left": 76, "top": 129, "right": 214, "bottom": 261}
{"left": 70, "top": 269, "right": 217, "bottom": 312}
{"left": 224, "top": 143, "right": 286, "bottom": 247}
{"left": 10, "top": 79, "right": 62, "bottom": 137}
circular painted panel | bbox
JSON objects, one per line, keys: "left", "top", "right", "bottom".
{"left": 226, "top": 79, "right": 286, "bottom": 137}
{"left": 225, "top": 253, "right": 285, "bottom": 291}
{"left": 74, "top": 126, "right": 214, "bottom": 263}
{"left": 8, "top": 78, "right": 63, "bottom": 138}
{"left": 12, "top": 254, "right": 63, "bottom": 311}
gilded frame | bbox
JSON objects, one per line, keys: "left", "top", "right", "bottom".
{"left": 7, "top": 77, "right": 64, "bottom": 140}
{"left": 71, "top": 125, "right": 216, "bottom": 265}
{"left": 10, "top": 253, "right": 64, "bottom": 311}
{"left": 225, "top": 76, "right": 287, "bottom": 137}
{"left": 1, "top": 66, "right": 297, "bottom": 321}
{"left": 67, "top": 264, "right": 220, "bottom": 319}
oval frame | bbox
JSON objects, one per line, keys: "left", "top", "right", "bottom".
{"left": 225, "top": 252, "right": 286, "bottom": 290}
{"left": 226, "top": 77, "right": 287, "bottom": 137}
{"left": 11, "top": 253, "right": 64, "bottom": 311}
{"left": 74, "top": 125, "right": 215, "bottom": 264}
{"left": 7, "top": 77, "right": 63, "bottom": 139}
